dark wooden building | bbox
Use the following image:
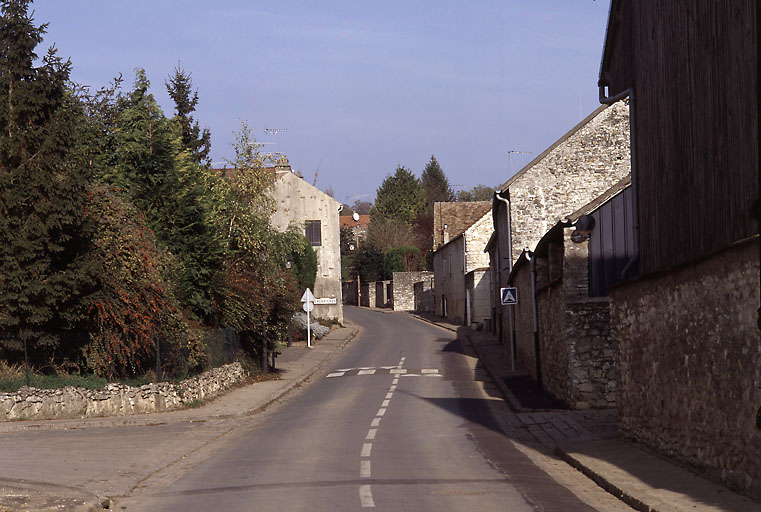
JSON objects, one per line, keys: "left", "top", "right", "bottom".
{"left": 599, "top": 0, "right": 760, "bottom": 500}
{"left": 600, "top": 0, "right": 758, "bottom": 275}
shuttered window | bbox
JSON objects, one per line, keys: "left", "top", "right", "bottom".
{"left": 305, "top": 220, "right": 321, "bottom": 246}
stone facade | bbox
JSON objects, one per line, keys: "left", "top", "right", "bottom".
{"left": 492, "top": 101, "right": 630, "bottom": 346}
{"left": 510, "top": 224, "right": 617, "bottom": 410}
{"left": 0, "top": 363, "right": 246, "bottom": 421}
{"left": 433, "top": 209, "right": 493, "bottom": 325}
{"left": 433, "top": 236, "right": 465, "bottom": 322}
{"left": 392, "top": 272, "right": 434, "bottom": 312}
{"left": 270, "top": 158, "right": 343, "bottom": 323}
{"left": 611, "top": 237, "right": 761, "bottom": 500}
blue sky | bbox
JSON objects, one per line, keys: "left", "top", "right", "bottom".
{"left": 33, "top": 1, "right": 611, "bottom": 204}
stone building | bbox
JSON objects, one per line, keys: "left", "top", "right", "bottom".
{"left": 508, "top": 177, "right": 631, "bottom": 410}
{"left": 432, "top": 203, "right": 493, "bottom": 325}
{"left": 270, "top": 157, "right": 344, "bottom": 324}
{"left": 433, "top": 201, "right": 491, "bottom": 251}
{"left": 488, "top": 101, "right": 631, "bottom": 357}
{"left": 599, "top": 0, "right": 759, "bottom": 498}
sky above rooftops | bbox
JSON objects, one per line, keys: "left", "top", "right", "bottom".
{"left": 33, "top": 0, "right": 610, "bottom": 205}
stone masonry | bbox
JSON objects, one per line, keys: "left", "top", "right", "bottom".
{"left": 392, "top": 271, "right": 434, "bottom": 311}
{"left": 611, "top": 237, "right": 761, "bottom": 500}
{"left": 0, "top": 363, "right": 246, "bottom": 422}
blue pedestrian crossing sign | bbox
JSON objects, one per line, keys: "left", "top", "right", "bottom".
{"left": 500, "top": 287, "right": 518, "bottom": 305}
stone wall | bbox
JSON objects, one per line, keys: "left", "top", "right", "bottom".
{"left": 342, "top": 281, "right": 358, "bottom": 306}
{"left": 413, "top": 280, "right": 435, "bottom": 313}
{"left": 510, "top": 227, "right": 617, "bottom": 410}
{"left": 375, "top": 281, "right": 391, "bottom": 308}
{"left": 563, "top": 228, "right": 616, "bottom": 409}
{"left": 511, "top": 256, "right": 536, "bottom": 375}
{"left": 611, "top": 237, "right": 760, "bottom": 499}
{"left": 392, "top": 272, "right": 434, "bottom": 312}
{"left": 0, "top": 363, "right": 246, "bottom": 421}
{"left": 537, "top": 282, "right": 569, "bottom": 402}
{"left": 360, "top": 281, "right": 376, "bottom": 308}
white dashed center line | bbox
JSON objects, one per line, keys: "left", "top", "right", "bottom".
{"left": 359, "top": 485, "right": 375, "bottom": 508}
{"left": 357, "top": 355, "right": 408, "bottom": 508}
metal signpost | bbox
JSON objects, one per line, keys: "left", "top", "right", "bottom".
{"left": 301, "top": 288, "right": 315, "bottom": 348}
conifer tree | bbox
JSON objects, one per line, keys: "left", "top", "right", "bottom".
{"left": 0, "top": 0, "right": 95, "bottom": 352}
{"left": 371, "top": 166, "right": 425, "bottom": 226}
{"left": 166, "top": 65, "right": 211, "bottom": 165}
{"left": 421, "top": 155, "right": 453, "bottom": 211}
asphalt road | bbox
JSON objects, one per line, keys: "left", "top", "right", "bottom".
{"left": 120, "top": 308, "right": 596, "bottom": 511}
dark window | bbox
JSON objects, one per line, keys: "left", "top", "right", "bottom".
{"left": 305, "top": 220, "right": 321, "bottom": 246}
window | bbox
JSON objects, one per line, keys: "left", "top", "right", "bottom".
{"left": 305, "top": 220, "right": 321, "bottom": 246}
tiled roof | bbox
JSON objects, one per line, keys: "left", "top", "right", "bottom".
{"left": 432, "top": 201, "right": 492, "bottom": 251}
{"left": 340, "top": 214, "right": 371, "bottom": 229}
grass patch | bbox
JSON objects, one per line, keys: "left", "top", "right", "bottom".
{"left": 0, "top": 373, "right": 107, "bottom": 393}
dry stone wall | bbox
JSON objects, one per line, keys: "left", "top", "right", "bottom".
{"left": 392, "top": 272, "right": 434, "bottom": 311}
{"left": 611, "top": 238, "right": 761, "bottom": 500}
{"left": 0, "top": 363, "right": 246, "bottom": 421}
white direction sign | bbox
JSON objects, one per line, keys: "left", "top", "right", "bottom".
{"left": 500, "top": 287, "right": 518, "bottom": 305}
{"left": 314, "top": 297, "right": 337, "bottom": 305}
{"left": 301, "top": 288, "right": 316, "bottom": 303}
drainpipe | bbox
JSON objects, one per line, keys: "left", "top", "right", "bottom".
{"left": 526, "top": 250, "right": 541, "bottom": 386}
{"left": 599, "top": 86, "right": 639, "bottom": 278}
{"left": 494, "top": 191, "right": 516, "bottom": 371}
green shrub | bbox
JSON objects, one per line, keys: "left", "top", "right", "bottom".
{"left": 383, "top": 246, "right": 422, "bottom": 279}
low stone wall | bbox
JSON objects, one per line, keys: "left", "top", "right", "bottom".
{"left": 413, "top": 280, "right": 434, "bottom": 313}
{"left": 0, "top": 362, "right": 247, "bottom": 421}
{"left": 375, "top": 280, "right": 391, "bottom": 308}
{"left": 392, "top": 271, "right": 434, "bottom": 311}
{"left": 611, "top": 237, "right": 761, "bottom": 500}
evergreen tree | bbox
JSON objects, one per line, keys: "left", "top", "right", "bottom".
{"left": 99, "top": 70, "right": 223, "bottom": 320}
{"left": 0, "top": 0, "right": 95, "bottom": 352}
{"left": 370, "top": 166, "right": 425, "bottom": 226}
{"left": 166, "top": 65, "right": 211, "bottom": 165}
{"left": 421, "top": 155, "right": 453, "bottom": 211}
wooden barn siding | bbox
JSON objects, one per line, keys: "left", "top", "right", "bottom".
{"left": 607, "top": 1, "right": 758, "bottom": 274}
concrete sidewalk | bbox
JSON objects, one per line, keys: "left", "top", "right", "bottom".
{"left": 410, "top": 312, "right": 761, "bottom": 512}
{"left": 0, "top": 322, "right": 360, "bottom": 511}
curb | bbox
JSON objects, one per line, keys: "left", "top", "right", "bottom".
{"left": 407, "top": 314, "right": 527, "bottom": 413}
{"left": 554, "top": 446, "right": 654, "bottom": 512}
{"left": 239, "top": 324, "right": 361, "bottom": 417}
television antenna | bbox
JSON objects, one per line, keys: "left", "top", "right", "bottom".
{"left": 507, "top": 150, "right": 532, "bottom": 174}
{"left": 264, "top": 128, "right": 287, "bottom": 153}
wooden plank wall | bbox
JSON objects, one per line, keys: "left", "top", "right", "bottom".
{"left": 631, "top": 0, "right": 758, "bottom": 274}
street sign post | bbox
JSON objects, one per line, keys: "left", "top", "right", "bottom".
{"left": 300, "top": 288, "right": 315, "bottom": 347}
{"left": 500, "top": 287, "right": 518, "bottom": 305}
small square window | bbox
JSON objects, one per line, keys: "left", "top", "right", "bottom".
{"left": 305, "top": 220, "right": 321, "bottom": 246}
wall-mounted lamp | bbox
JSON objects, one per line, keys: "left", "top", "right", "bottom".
{"left": 570, "top": 214, "right": 596, "bottom": 243}
{"left": 286, "top": 257, "right": 293, "bottom": 269}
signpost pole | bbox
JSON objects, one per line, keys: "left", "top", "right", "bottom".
{"left": 307, "top": 307, "right": 311, "bottom": 348}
